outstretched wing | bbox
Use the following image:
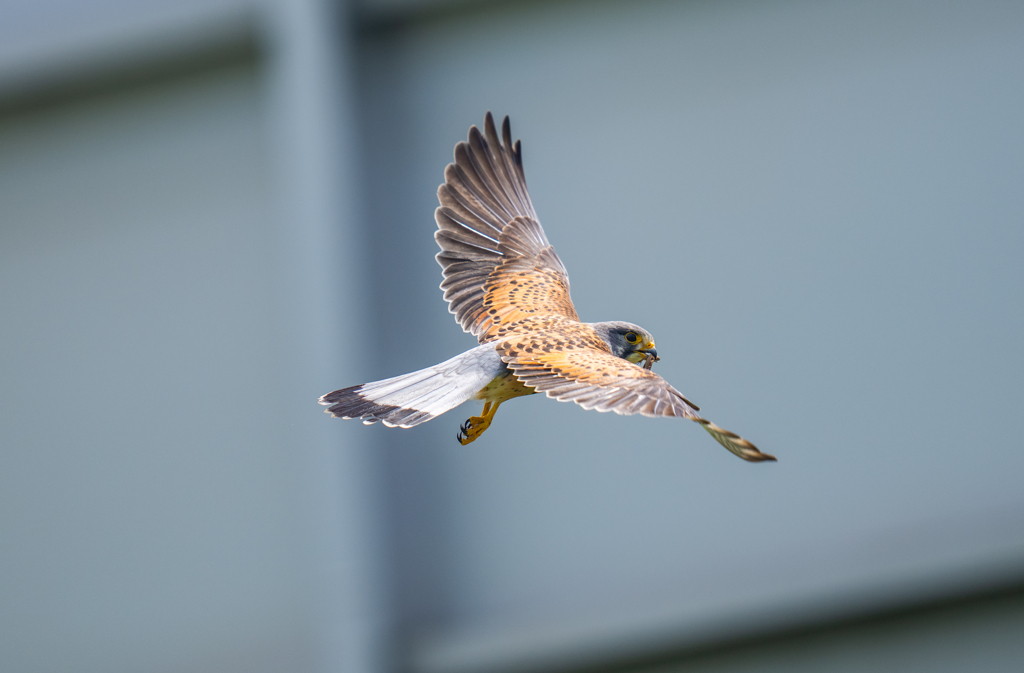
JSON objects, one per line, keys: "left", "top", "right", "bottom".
{"left": 435, "top": 113, "right": 579, "bottom": 343}
{"left": 497, "top": 322, "right": 775, "bottom": 462}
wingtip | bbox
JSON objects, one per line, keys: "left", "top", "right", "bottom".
{"left": 747, "top": 450, "right": 778, "bottom": 463}
{"left": 696, "top": 417, "right": 776, "bottom": 463}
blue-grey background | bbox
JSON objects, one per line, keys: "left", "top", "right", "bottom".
{"left": 1, "top": 1, "right": 1022, "bottom": 672}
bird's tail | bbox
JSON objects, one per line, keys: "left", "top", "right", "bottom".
{"left": 319, "top": 343, "right": 502, "bottom": 428}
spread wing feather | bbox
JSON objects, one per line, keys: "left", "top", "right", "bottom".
{"left": 435, "top": 113, "right": 578, "bottom": 342}
{"left": 497, "top": 322, "right": 776, "bottom": 462}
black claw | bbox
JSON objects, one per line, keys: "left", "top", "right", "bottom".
{"left": 457, "top": 418, "right": 480, "bottom": 445}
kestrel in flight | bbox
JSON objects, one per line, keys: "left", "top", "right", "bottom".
{"left": 320, "top": 113, "right": 775, "bottom": 462}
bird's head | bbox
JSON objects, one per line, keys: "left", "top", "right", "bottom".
{"left": 590, "top": 321, "right": 659, "bottom": 365}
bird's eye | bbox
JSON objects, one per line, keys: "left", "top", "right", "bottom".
{"left": 625, "top": 332, "right": 640, "bottom": 344}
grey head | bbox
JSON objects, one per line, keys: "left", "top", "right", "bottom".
{"left": 590, "top": 321, "right": 659, "bottom": 364}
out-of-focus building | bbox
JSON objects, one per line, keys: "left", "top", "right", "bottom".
{"left": 2, "top": 1, "right": 1023, "bottom": 672}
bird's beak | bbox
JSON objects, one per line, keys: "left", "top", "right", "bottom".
{"left": 639, "top": 345, "right": 659, "bottom": 361}
{"left": 639, "top": 348, "right": 659, "bottom": 370}
{"left": 638, "top": 345, "right": 659, "bottom": 371}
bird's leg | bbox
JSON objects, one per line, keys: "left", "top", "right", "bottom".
{"left": 457, "top": 401, "right": 501, "bottom": 445}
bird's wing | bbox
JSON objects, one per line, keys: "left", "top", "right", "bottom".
{"left": 497, "top": 323, "right": 775, "bottom": 462}
{"left": 435, "top": 113, "right": 579, "bottom": 343}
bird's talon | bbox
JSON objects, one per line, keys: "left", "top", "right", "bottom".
{"left": 456, "top": 413, "right": 494, "bottom": 446}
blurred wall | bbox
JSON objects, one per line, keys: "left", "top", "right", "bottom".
{"left": 0, "top": 2, "right": 386, "bottom": 673}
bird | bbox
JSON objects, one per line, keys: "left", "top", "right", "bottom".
{"left": 319, "top": 112, "right": 776, "bottom": 462}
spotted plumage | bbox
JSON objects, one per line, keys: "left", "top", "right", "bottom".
{"left": 320, "top": 112, "right": 775, "bottom": 462}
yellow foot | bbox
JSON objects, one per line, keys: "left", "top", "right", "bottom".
{"left": 457, "top": 416, "right": 491, "bottom": 445}
{"left": 456, "top": 401, "right": 500, "bottom": 445}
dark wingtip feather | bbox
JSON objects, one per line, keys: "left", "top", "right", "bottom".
{"left": 695, "top": 418, "right": 776, "bottom": 463}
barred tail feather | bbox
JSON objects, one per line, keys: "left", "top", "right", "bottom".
{"left": 319, "top": 344, "right": 503, "bottom": 428}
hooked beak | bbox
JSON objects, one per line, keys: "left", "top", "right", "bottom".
{"left": 638, "top": 347, "right": 659, "bottom": 371}
{"left": 639, "top": 346, "right": 659, "bottom": 361}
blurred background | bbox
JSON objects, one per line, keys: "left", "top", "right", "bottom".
{"left": 2, "top": 0, "right": 1023, "bottom": 672}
